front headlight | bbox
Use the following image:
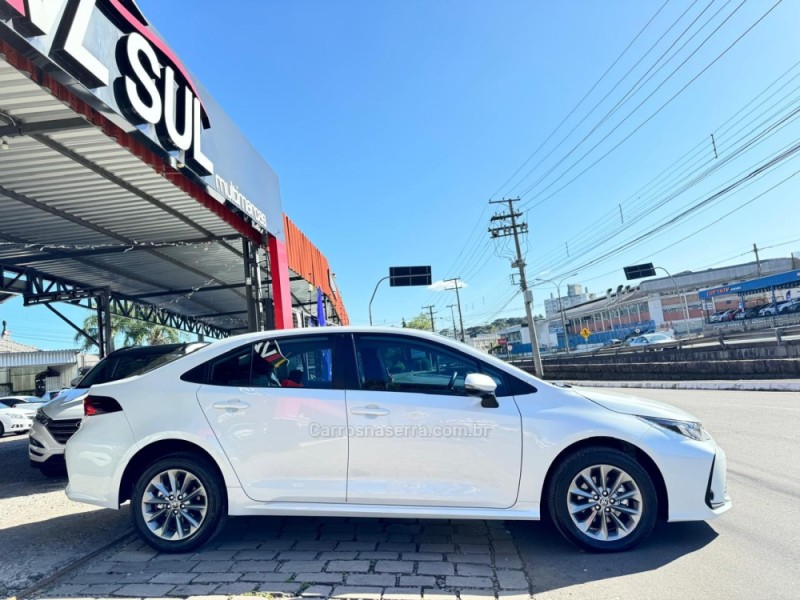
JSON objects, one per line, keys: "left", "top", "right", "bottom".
{"left": 35, "top": 408, "right": 50, "bottom": 425}
{"left": 639, "top": 416, "right": 711, "bottom": 441}
{"left": 10, "top": 412, "right": 25, "bottom": 421}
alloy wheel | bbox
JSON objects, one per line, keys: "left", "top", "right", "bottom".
{"left": 566, "top": 464, "right": 643, "bottom": 541}
{"left": 141, "top": 468, "right": 208, "bottom": 541}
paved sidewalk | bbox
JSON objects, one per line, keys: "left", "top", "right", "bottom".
{"left": 564, "top": 379, "right": 800, "bottom": 392}
{"left": 33, "top": 516, "right": 532, "bottom": 600}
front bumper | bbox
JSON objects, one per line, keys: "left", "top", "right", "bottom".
{"left": 638, "top": 424, "right": 732, "bottom": 522}
{"left": 7, "top": 417, "right": 33, "bottom": 433}
{"left": 28, "top": 418, "right": 67, "bottom": 465}
{"left": 705, "top": 446, "right": 731, "bottom": 513}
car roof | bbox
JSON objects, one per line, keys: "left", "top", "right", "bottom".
{"left": 106, "top": 342, "right": 203, "bottom": 357}
{"left": 133, "top": 326, "right": 546, "bottom": 391}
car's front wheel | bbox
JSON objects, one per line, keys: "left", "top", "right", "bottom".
{"left": 131, "top": 453, "right": 227, "bottom": 553}
{"left": 548, "top": 447, "right": 658, "bottom": 552}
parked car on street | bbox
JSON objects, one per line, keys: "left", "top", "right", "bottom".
{"left": 759, "top": 302, "right": 781, "bottom": 317}
{"left": 777, "top": 298, "right": 800, "bottom": 314}
{"left": 0, "top": 395, "right": 44, "bottom": 409}
{"left": 0, "top": 408, "right": 32, "bottom": 436}
{"left": 740, "top": 303, "right": 768, "bottom": 319}
{"left": 30, "top": 342, "right": 206, "bottom": 475}
{"left": 64, "top": 327, "right": 730, "bottom": 554}
{"left": 626, "top": 333, "right": 676, "bottom": 346}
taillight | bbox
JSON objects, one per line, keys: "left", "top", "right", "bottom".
{"left": 84, "top": 395, "right": 123, "bottom": 417}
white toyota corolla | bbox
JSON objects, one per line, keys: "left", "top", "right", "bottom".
{"left": 64, "top": 327, "right": 730, "bottom": 553}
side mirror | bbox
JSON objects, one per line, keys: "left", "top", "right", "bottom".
{"left": 464, "top": 373, "right": 499, "bottom": 408}
{"left": 70, "top": 377, "right": 81, "bottom": 387}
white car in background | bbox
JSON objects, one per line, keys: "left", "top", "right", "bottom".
{"left": 30, "top": 343, "right": 206, "bottom": 475}
{"left": 65, "top": 327, "right": 730, "bottom": 554}
{"left": 0, "top": 396, "right": 43, "bottom": 436}
{"left": 626, "top": 333, "right": 676, "bottom": 346}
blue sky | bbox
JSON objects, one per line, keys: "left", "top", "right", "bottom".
{"left": 3, "top": 0, "right": 800, "bottom": 347}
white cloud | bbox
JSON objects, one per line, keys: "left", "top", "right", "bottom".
{"left": 428, "top": 279, "right": 468, "bottom": 292}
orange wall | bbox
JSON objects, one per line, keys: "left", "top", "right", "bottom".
{"left": 283, "top": 215, "right": 349, "bottom": 325}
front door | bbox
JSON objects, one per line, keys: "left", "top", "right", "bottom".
{"left": 345, "top": 334, "right": 522, "bottom": 508}
{"left": 196, "top": 334, "right": 348, "bottom": 503}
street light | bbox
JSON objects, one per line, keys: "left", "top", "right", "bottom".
{"left": 654, "top": 266, "right": 692, "bottom": 336}
{"left": 534, "top": 272, "right": 578, "bottom": 354}
{"left": 623, "top": 263, "right": 691, "bottom": 336}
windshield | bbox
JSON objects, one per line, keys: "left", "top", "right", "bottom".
{"left": 78, "top": 344, "right": 203, "bottom": 387}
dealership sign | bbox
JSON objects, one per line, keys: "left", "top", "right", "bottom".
{"left": 0, "top": 0, "right": 269, "bottom": 231}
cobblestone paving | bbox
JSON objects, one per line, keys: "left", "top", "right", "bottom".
{"left": 35, "top": 516, "right": 533, "bottom": 600}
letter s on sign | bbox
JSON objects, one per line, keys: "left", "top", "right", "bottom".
{"left": 115, "top": 32, "right": 162, "bottom": 125}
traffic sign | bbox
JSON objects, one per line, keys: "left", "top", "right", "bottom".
{"left": 389, "top": 266, "right": 432, "bottom": 287}
{"left": 580, "top": 327, "right": 591, "bottom": 340}
{"left": 624, "top": 263, "right": 656, "bottom": 280}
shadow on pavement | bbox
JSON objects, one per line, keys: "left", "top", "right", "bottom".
{"left": 0, "top": 507, "right": 133, "bottom": 598}
{"left": 0, "top": 436, "right": 67, "bottom": 500}
{"left": 508, "top": 519, "right": 719, "bottom": 595}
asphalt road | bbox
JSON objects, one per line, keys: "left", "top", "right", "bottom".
{"left": 512, "top": 387, "right": 800, "bottom": 600}
{"left": 0, "top": 388, "right": 797, "bottom": 599}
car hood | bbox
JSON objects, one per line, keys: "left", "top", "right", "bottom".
{"left": 42, "top": 388, "right": 89, "bottom": 420}
{"left": 572, "top": 387, "right": 700, "bottom": 422}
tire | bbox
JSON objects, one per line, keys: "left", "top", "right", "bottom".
{"left": 131, "top": 452, "right": 228, "bottom": 553}
{"left": 0, "top": 422, "right": 5, "bottom": 436}
{"left": 547, "top": 447, "right": 658, "bottom": 552}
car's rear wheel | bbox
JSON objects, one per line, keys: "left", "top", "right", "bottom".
{"left": 131, "top": 453, "right": 227, "bottom": 553}
{"left": 548, "top": 447, "right": 657, "bottom": 552}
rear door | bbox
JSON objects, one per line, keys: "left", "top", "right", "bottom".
{"left": 196, "top": 334, "right": 348, "bottom": 503}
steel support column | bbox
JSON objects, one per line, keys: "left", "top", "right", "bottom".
{"left": 267, "top": 234, "right": 293, "bottom": 330}
{"left": 242, "top": 238, "right": 258, "bottom": 333}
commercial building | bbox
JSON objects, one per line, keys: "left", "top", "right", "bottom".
{"left": 0, "top": 1, "right": 346, "bottom": 356}
{"left": 543, "top": 283, "right": 596, "bottom": 317}
{"left": 538, "top": 256, "right": 799, "bottom": 351}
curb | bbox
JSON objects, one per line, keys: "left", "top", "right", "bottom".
{"left": 564, "top": 380, "right": 800, "bottom": 392}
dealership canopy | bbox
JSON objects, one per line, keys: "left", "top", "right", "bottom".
{"left": 0, "top": 0, "right": 347, "bottom": 354}
{"left": 698, "top": 270, "right": 800, "bottom": 300}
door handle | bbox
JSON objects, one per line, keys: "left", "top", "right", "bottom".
{"left": 350, "top": 405, "right": 390, "bottom": 417}
{"left": 212, "top": 400, "right": 250, "bottom": 411}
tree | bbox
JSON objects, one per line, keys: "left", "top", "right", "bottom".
{"left": 405, "top": 312, "right": 433, "bottom": 331}
{"left": 74, "top": 314, "right": 181, "bottom": 352}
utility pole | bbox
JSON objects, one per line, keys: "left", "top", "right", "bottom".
{"left": 422, "top": 305, "right": 436, "bottom": 332}
{"left": 447, "top": 304, "right": 458, "bottom": 339}
{"left": 488, "top": 198, "right": 543, "bottom": 377}
{"left": 753, "top": 243, "right": 761, "bottom": 275}
{"left": 444, "top": 277, "right": 465, "bottom": 342}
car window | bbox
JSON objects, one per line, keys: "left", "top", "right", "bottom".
{"left": 0, "top": 399, "right": 15, "bottom": 408}
{"left": 354, "top": 335, "right": 481, "bottom": 395}
{"left": 79, "top": 345, "right": 200, "bottom": 387}
{"left": 208, "top": 346, "right": 253, "bottom": 387}
{"left": 260, "top": 335, "right": 336, "bottom": 389}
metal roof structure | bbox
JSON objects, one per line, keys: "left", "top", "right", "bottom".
{"left": 0, "top": 4, "right": 347, "bottom": 350}
{"left": 0, "top": 51, "right": 255, "bottom": 336}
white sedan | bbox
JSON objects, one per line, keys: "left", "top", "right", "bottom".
{"left": 627, "top": 333, "right": 676, "bottom": 346}
{"left": 0, "top": 397, "right": 38, "bottom": 436}
{"left": 64, "top": 327, "right": 730, "bottom": 553}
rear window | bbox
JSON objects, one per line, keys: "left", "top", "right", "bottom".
{"left": 78, "top": 344, "right": 203, "bottom": 387}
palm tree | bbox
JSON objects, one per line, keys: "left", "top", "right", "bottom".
{"left": 74, "top": 314, "right": 181, "bottom": 352}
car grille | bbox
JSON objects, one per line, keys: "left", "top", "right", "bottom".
{"left": 46, "top": 418, "right": 82, "bottom": 444}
